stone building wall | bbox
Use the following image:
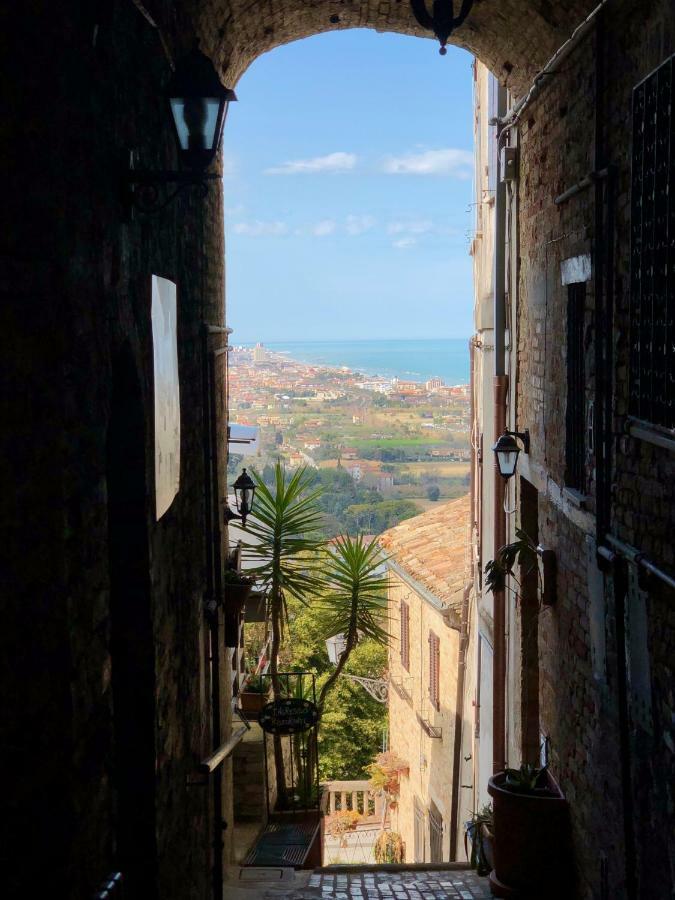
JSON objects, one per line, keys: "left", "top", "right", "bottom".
{"left": 387, "top": 571, "right": 460, "bottom": 863}
{"left": 511, "top": 3, "right": 675, "bottom": 897}
{"left": 1, "top": 2, "right": 226, "bottom": 897}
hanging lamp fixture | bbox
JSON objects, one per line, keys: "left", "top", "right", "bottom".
{"left": 410, "top": 0, "right": 475, "bottom": 54}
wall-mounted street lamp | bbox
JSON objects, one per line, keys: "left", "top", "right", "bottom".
{"left": 325, "top": 633, "right": 348, "bottom": 665}
{"left": 493, "top": 429, "right": 530, "bottom": 480}
{"left": 126, "top": 47, "right": 236, "bottom": 212}
{"left": 410, "top": 0, "right": 475, "bottom": 55}
{"left": 232, "top": 468, "right": 256, "bottom": 527}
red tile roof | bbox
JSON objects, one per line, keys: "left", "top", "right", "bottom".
{"left": 378, "top": 494, "right": 470, "bottom": 606}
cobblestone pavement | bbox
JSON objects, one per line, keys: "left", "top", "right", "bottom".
{"left": 303, "top": 870, "right": 491, "bottom": 899}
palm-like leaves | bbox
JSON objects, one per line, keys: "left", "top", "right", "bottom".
{"left": 241, "top": 464, "right": 327, "bottom": 604}
{"left": 317, "top": 535, "right": 389, "bottom": 710}
{"left": 320, "top": 535, "right": 389, "bottom": 644}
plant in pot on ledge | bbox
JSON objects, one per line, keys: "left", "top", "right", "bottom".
{"left": 487, "top": 764, "right": 571, "bottom": 898}
{"left": 223, "top": 567, "right": 256, "bottom": 646}
{"left": 238, "top": 676, "right": 268, "bottom": 718}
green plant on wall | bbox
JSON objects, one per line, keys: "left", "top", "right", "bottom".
{"left": 484, "top": 527, "right": 540, "bottom": 600}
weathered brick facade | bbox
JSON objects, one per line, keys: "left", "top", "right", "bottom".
{"left": 2, "top": 0, "right": 674, "bottom": 898}
{"left": 511, "top": 3, "right": 675, "bottom": 897}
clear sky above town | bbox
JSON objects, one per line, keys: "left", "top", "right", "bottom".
{"left": 223, "top": 29, "right": 474, "bottom": 343}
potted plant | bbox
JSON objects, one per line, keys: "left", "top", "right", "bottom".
{"left": 464, "top": 803, "right": 493, "bottom": 875}
{"left": 238, "top": 676, "right": 268, "bottom": 717}
{"left": 373, "top": 831, "right": 404, "bottom": 864}
{"left": 326, "top": 809, "right": 361, "bottom": 848}
{"left": 366, "top": 752, "right": 409, "bottom": 804}
{"left": 488, "top": 765, "right": 571, "bottom": 898}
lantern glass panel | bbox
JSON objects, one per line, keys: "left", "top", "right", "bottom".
{"left": 170, "top": 97, "right": 221, "bottom": 152}
{"left": 498, "top": 448, "right": 519, "bottom": 478}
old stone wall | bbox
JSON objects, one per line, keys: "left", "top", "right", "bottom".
{"left": 387, "top": 571, "right": 461, "bottom": 863}
{"left": 0, "top": 2, "right": 226, "bottom": 897}
{"left": 514, "top": 2, "right": 675, "bottom": 897}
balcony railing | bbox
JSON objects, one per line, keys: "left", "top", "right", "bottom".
{"left": 321, "top": 780, "right": 386, "bottom": 825}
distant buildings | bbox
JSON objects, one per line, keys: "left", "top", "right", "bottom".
{"left": 253, "top": 342, "right": 267, "bottom": 364}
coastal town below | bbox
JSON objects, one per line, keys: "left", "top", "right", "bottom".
{"left": 228, "top": 342, "right": 471, "bottom": 536}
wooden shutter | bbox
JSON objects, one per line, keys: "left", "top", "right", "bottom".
{"left": 400, "top": 600, "right": 410, "bottom": 671}
{"left": 429, "top": 631, "right": 440, "bottom": 711}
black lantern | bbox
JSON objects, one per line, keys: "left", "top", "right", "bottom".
{"left": 125, "top": 47, "right": 236, "bottom": 213}
{"left": 410, "top": 0, "right": 475, "bottom": 55}
{"left": 167, "top": 47, "right": 237, "bottom": 172}
{"left": 493, "top": 430, "right": 530, "bottom": 480}
{"left": 232, "top": 468, "right": 256, "bottom": 527}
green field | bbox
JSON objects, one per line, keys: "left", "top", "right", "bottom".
{"left": 350, "top": 436, "right": 446, "bottom": 450}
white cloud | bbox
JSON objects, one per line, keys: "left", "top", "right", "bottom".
{"left": 393, "top": 237, "right": 417, "bottom": 250}
{"left": 382, "top": 148, "right": 473, "bottom": 179}
{"left": 387, "top": 219, "right": 434, "bottom": 236}
{"left": 312, "top": 219, "right": 337, "bottom": 237}
{"left": 265, "top": 151, "right": 357, "bottom": 175}
{"left": 346, "top": 214, "right": 377, "bottom": 236}
{"left": 225, "top": 203, "right": 245, "bottom": 216}
{"left": 232, "top": 220, "right": 288, "bottom": 237}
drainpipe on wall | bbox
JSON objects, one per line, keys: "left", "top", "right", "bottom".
{"left": 449, "top": 337, "right": 477, "bottom": 859}
{"left": 449, "top": 580, "right": 473, "bottom": 859}
{"left": 493, "top": 83, "right": 508, "bottom": 776}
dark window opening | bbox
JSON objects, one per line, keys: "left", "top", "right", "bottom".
{"left": 630, "top": 54, "right": 675, "bottom": 429}
{"left": 566, "top": 282, "right": 586, "bottom": 489}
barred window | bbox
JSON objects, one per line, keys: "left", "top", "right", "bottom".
{"left": 428, "top": 631, "right": 440, "bottom": 711}
{"left": 630, "top": 54, "right": 675, "bottom": 429}
{"left": 566, "top": 282, "right": 586, "bottom": 489}
{"left": 400, "top": 600, "right": 410, "bottom": 671}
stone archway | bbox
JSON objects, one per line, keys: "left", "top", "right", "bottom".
{"left": 190, "top": 0, "right": 599, "bottom": 94}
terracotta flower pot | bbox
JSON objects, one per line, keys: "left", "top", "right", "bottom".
{"left": 487, "top": 770, "right": 571, "bottom": 898}
{"left": 239, "top": 691, "right": 266, "bottom": 717}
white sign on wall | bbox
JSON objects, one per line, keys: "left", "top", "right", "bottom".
{"left": 151, "top": 275, "right": 180, "bottom": 519}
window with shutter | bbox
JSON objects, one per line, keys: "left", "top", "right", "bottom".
{"left": 400, "top": 600, "right": 410, "bottom": 671}
{"left": 429, "top": 631, "right": 440, "bottom": 711}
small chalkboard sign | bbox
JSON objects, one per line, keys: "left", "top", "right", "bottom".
{"left": 259, "top": 698, "right": 319, "bottom": 735}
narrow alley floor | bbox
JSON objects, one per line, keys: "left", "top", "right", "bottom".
{"left": 224, "top": 866, "right": 492, "bottom": 900}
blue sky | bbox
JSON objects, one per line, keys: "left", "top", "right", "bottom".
{"left": 223, "top": 30, "right": 475, "bottom": 343}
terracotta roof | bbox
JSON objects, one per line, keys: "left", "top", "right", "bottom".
{"left": 378, "top": 495, "right": 470, "bottom": 606}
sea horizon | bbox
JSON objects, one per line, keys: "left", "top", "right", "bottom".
{"left": 237, "top": 337, "right": 471, "bottom": 385}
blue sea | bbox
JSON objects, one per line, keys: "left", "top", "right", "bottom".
{"left": 262, "top": 338, "right": 470, "bottom": 385}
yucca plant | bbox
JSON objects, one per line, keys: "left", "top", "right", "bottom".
{"left": 240, "top": 462, "right": 327, "bottom": 806}
{"left": 317, "top": 534, "right": 389, "bottom": 713}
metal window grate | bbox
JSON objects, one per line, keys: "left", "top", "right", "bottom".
{"left": 400, "top": 600, "right": 410, "bottom": 671}
{"left": 428, "top": 631, "right": 440, "bottom": 711}
{"left": 630, "top": 55, "right": 675, "bottom": 429}
{"left": 566, "top": 282, "right": 586, "bottom": 489}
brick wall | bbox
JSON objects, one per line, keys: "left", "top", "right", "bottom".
{"left": 1, "top": 2, "right": 224, "bottom": 896}
{"left": 514, "top": 2, "right": 675, "bottom": 896}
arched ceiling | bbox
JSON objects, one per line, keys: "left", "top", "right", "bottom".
{"left": 192, "top": 0, "right": 598, "bottom": 97}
